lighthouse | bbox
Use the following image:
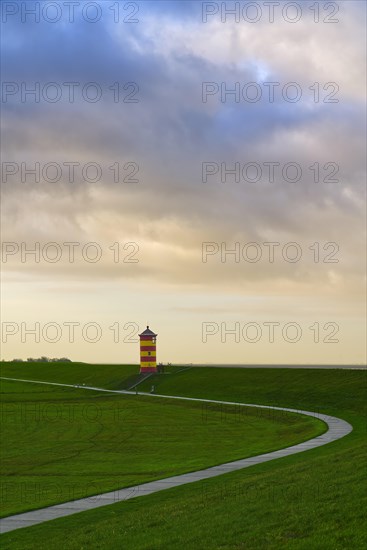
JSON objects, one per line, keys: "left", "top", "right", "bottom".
{"left": 139, "top": 326, "right": 157, "bottom": 373}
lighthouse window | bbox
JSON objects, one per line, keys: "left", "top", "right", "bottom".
{"left": 148, "top": 352, "right": 151, "bottom": 356}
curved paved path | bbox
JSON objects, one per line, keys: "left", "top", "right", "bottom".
{"left": 0, "top": 377, "right": 353, "bottom": 534}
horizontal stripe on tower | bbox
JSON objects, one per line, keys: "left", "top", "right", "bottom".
{"left": 140, "top": 342, "right": 156, "bottom": 347}
{"left": 140, "top": 336, "right": 156, "bottom": 341}
{"left": 140, "top": 346, "right": 156, "bottom": 352}
{"left": 141, "top": 357, "right": 157, "bottom": 363}
{"left": 141, "top": 353, "right": 156, "bottom": 359}
{"left": 140, "top": 367, "right": 157, "bottom": 373}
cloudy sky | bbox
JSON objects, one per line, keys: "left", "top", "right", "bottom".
{"left": 1, "top": 1, "right": 366, "bottom": 364}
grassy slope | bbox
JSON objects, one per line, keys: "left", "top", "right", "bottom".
{"left": 1, "top": 365, "right": 366, "bottom": 549}
{"left": 0, "top": 372, "right": 323, "bottom": 517}
{"left": 0, "top": 362, "right": 137, "bottom": 389}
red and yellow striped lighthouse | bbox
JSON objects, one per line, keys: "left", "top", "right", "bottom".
{"left": 139, "top": 326, "right": 157, "bottom": 373}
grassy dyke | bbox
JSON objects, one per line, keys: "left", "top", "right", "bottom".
{"left": 0, "top": 364, "right": 365, "bottom": 549}
{"left": 0, "top": 362, "right": 137, "bottom": 390}
{"left": 0, "top": 375, "right": 323, "bottom": 518}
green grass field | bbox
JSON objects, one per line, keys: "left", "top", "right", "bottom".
{"left": 0, "top": 362, "right": 138, "bottom": 389}
{"left": 0, "top": 367, "right": 324, "bottom": 518}
{"left": 0, "top": 363, "right": 366, "bottom": 549}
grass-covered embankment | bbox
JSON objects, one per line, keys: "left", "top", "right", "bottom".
{"left": 0, "top": 366, "right": 324, "bottom": 518}
{"left": 0, "top": 364, "right": 365, "bottom": 549}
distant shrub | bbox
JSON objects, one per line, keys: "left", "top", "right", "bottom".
{"left": 22, "top": 357, "right": 72, "bottom": 363}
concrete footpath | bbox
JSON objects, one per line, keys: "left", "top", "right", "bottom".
{"left": 0, "top": 377, "right": 353, "bottom": 534}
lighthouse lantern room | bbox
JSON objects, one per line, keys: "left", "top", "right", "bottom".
{"left": 139, "top": 326, "right": 158, "bottom": 373}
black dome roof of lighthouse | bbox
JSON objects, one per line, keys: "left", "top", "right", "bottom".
{"left": 139, "top": 326, "right": 157, "bottom": 337}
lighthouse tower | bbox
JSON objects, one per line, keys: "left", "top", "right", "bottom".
{"left": 139, "top": 326, "right": 157, "bottom": 373}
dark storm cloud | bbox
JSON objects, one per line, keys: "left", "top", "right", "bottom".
{"left": 1, "top": 1, "right": 365, "bottom": 295}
